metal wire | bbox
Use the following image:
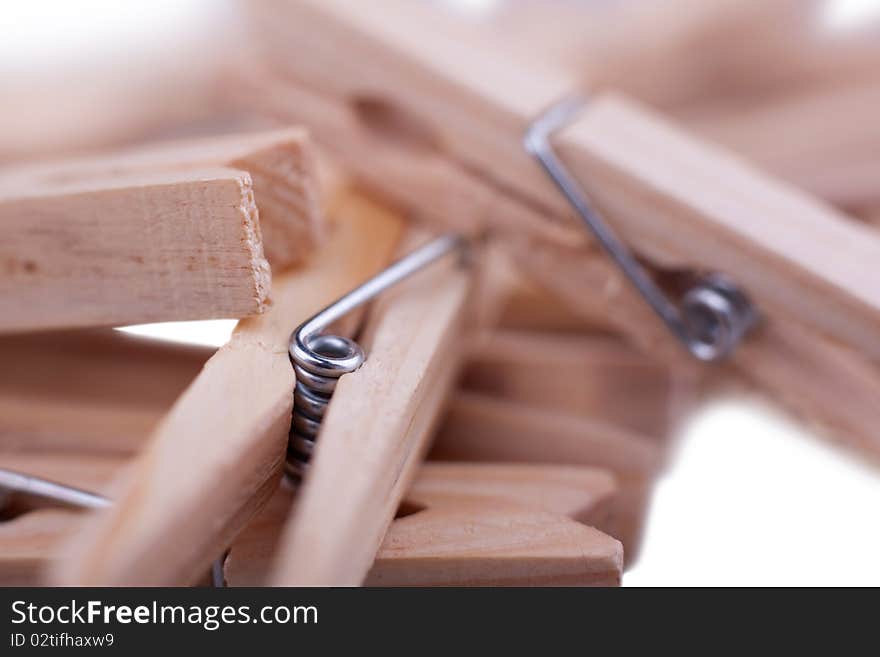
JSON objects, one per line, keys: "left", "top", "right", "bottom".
{"left": 524, "top": 95, "right": 758, "bottom": 361}
{"left": 0, "top": 468, "right": 110, "bottom": 510}
{"left": 286, "top": 234, "right": 467, "bottom": 481}
{"left": 0, "top": 467, "right": 228, "bottom": 587}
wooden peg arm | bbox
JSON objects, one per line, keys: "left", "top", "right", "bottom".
{"left": 523, "top": 245, "right": 880, "bottom": 462}
{"left": 0, "top": 453, "right": 128, "bottom": 586}
{"left": 51, "top": 191, "right": 404, "bottom": 585}
{"left": 367, "top": 504, "right": 622, "bottom": 587}
{"left": 0, "top": 330, "right": 213, "bottom": 455}
{"left": 0, "top": 510, "right": 83, "bottom": 586}
{"left": 248, "top": 0, "right": 880, "bottom": 360}
{"left": 434, "top": 392, "right": 663, "bottom": 477}
{"left": 432, "top": 392, "right": 663, "bottom": 561}
{"left": 225, "top": 462, "right": 622, "bottom": 587}
{"left": 462, "top": 330, "right": 696, "bottom": 437}
{"left": 268, "top": 237, "right": 475, "bottom": 586}
{"left": 686, "top": 82, "right": 880, "bottom": 210}
{"left": 0, "top": 168, "right": 272, "bottom": 334}
{"left": 400, "top": 462, "right": 617, "bottom": 528}
{"left": 1, "top": 129, "right": 322, "bottom": 268}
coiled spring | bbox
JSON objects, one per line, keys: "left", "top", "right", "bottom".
{"left": 525, "top": 96, "right": 758, "bottom": 361}
{"left": 286, "top": 234, "right": 466, "bottom": 481}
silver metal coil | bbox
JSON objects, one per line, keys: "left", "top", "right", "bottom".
{"left": 286, "top": 234, "right": 466, "bottom": 482}
{"left": 286, "top": 334, "right": 365, "bottom": 480}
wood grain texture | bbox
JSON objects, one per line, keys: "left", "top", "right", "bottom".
{"left": 573, "top": 0, "right": 880, "bottom": 110}
{"left": 687, "top": 82, "right": 880, "bottom": 209}
{"left": 0, "top": 330, "right": 213, "bottom": 455}
{"left": 251, "top": 0, "right": 880, "bottom": 463}
{"left": 554, "top": 97, "right": 880, "bottom": 358}
{"left": 541, "top": 246, "right": 880, "bottom": 461}
{"left": 434, "top": 393, "right": 663, "bottom": 477}
{"left": 432, "top": 392, "right": 663, "bottom": 561}
{"left": 400, "top": 462, "right": 617, "bottom": 528}
{"left": 0, "top": 167, "right": 270, "bottom": 333}
{"left": 736, "top": 322, "right": 880, "bottom": 463}
{"left": 51, "top": 190, "right": 404, "bottom": 585}
{"left": 493, "top": 266, "right": 618, "bottom": 334}
{"left": 0, "top": 397, "right": 160, "bottom": 456}
{"left": 482, "top": 0, "right": 880, "bottom": 108}
{"left": 0, "top": 453, "right": 128, "bottom": 586}
{"left": 0, "top": 510, "right": 83, "bottom": 586}
{"left": 461, "top": 330, "right": 695, "bottom": 437}
{"left": 367, "top": 504, "right": 622, "bottom": 587}
{"left": 242, "top": 65, "right": 580, "bottom": 249}
{"left": 1, "top": 129, "right": 322, "bottom": 268}
{"left": 510, "top": 239, "right": 880, "bottom": 461}
{"left": 248, "top": 0, "right": 880, "bottom": 361}
{"left": 269, "top": 237, "right": 474, "bottom": 586}
{"left": 226, "top": 462, "right": 622, "bottom": 587}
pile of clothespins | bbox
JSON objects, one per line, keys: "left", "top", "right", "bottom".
{"left": 1, "top": 0, "right": 878, "bottom": 586}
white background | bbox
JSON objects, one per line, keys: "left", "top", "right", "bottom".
{"left": 4, "top": 0, "right": 880, "bottom": 586}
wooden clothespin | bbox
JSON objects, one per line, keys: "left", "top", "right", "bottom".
{"left": 686, "top": 81, "right": 880, "bottom": 212}
{"left": 0, "top": 455, "right": 222, "bottom": 587}
{"left": 434, "top": 391, "right": 664, "bottom": 562}
{"left": 0, "top": 455, "right": 118, "bottom": 585}
{"left": 0, "top": 330, "right": 212, "bottom": 454}
{"left": 241, "top": 0, "right": 880, "bottom": 459}
{"left": 461, "top": 329, "right": 696, "bottom": 437}
{"left": 0, "top": 129, "right": 321, "bottom": 333}
{"left": 225, "top": 462, "right": 623, "bottom": 587}
{"left": 268, "top": 227, "right": 473, "bottom": 586}
{"left": 50, "top": 187, "right": 406, "bottom": 585}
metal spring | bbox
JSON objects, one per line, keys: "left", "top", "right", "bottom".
{"left": 524, "top": 96, "right": 758, "bottom": 361}
{"left": 286, "top": 234, "right": 466, "bottom": 482}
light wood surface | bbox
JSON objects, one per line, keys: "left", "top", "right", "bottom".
{"left": 687, "top": 81, "right": 880, "bottom": 209}
{"left": 0, "top": 330, "right": 213, "bottom": 454}
{"left": 0, "top": 452, "right": 126, "bottom": 498}
{"left": 51, "top": 190, "right": 405, "bottom": 585}
{"left": 248, "top": 0, "right": 880, "bottom": 362}
{"left": 544, "top": 247, "right": 880, "bottom": 461}
{"left": 432, "top": 391, "right": 663, "bottom": 560}
{"left": 434, "top": 393, "right": 663, "bottom": 477}
{"left": 497, "top": 0, "right": 880, "bottom": 111}
{"left": 1, "top": 129, "right": 322, "bottom": 268}
{"left": 493, "top": 268, "right": 618, "bottom": 334}
{"left": 0, "top": 453, "right": 127, "bottom": 586}
{"left": 0, "top": 168, "right": 271, "bottom": 333}
{"left": 512, "top": 242, "right": 880, "bottom": 461}
{"left": 401, "top": 462, "right": 617, "bottom": 527}
{"left": 462, "top": 330, "right": 694, "bottom": 437}
{"left": 0, "top": 510, "right": 83, "bottom": 586}
{"left": 737, "top": 322, "right": 880, "bottom": 462}
{"left": 269, "top": 236, "right": 474, "bottom": 586}
{"left": 367, "top": 503, "right": 622, "bottom": 587}
{"left": 226, "top": 462, "right": 623, "bottom": 587}
{"left": 0, "top": 397, "right": 162, "bottom": 456}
